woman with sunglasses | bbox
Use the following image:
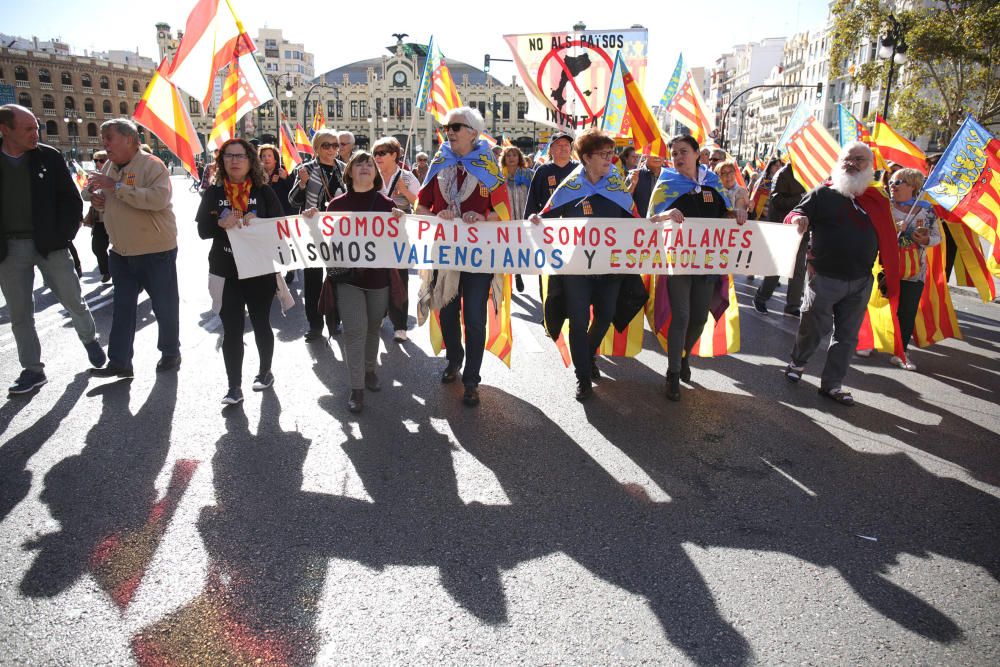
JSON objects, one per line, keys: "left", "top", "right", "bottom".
{"left": 324, "top": 151, "right": 402, "bottom": 413}
{"left": 196, "top": 138, "right": 284, "bottom": 406}
{"left": 857, "top": 168, "right": 939, "bottom": 369}
{"left": 289, "top": 128, "right": 346, "bottom": 341}
{"left": 528, "top": 128, "right": 636, "bottom": 400}
{"left": 414, "top": 107, "right": 501, "bottom": 408}
{"left": 649, "top": 134, "right": 738, "bottom": 401}
{"left": 373, "top": 137, "right": 420, "bottom": 342}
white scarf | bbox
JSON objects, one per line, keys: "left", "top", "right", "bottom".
{"left": 436, "top": 165, "right": 480, "bottom": 217}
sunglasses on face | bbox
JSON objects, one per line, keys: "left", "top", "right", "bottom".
{"left": 94, "top": 159, "right": 107, "bottom": 165}
{"left": 888, "top": 180, "right": 907, "bottom": 186}
{"left": 319, "top": 142, "right": 337, "bottom": 149}
{"left": 373, "top": 150, "right": 393, "bottom": 157}
{"left": 443, "top": 122, "right": 472, "bottom": 133}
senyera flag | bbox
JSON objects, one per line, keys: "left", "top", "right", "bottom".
{"left": 786, "top": 116, "right": 840, "bottom": 191}
{"left": 206, "top": 52, "right": 273, "bottom": 151}
{"left": 133, "top": 58, "right": 203, "bottom": 178}
{"left": 923, "top": 114, "right": 1000, "bottom": 273}
{"left": 666, "top": 71, "right": 714, "bottom": 146}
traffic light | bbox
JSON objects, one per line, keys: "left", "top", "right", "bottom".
{"left": 484, "top": 54, "right": 491, "bottom": 73}
{"left": 815, "top": 82, "right": 824, "bottom": 98}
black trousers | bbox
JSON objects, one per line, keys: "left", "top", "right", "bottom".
{"left": 91, "top": 222, "right": 110, "bottom": 276}
{"left": 897, "top": 279, "right": 924, "bottom": 352}
{"left": 388, "top": 269, "right": 409, "bottom": 331}
{"left": 304, "top": 267, "right": 338, "bottom": 333}
{"left": 563, "top": 275, "right": 622, "bottom": 382}
{"left": 220, "top": 274, "right": 276, "bottom": 387}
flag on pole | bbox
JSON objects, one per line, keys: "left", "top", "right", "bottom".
{"left": 601, "top": 53, "right": 664, "bottom": 155}
{"left": 206, "top": 53, "right": 273, "bottom": 151}
{"left": 942, "top": 217, "right": 996, "bottom": 301}
{"left": 294, "top": 124, "right": 314, "bottom": 155}
{"left": 133, "top": 59, "right": 203, "bottom": 178}
{"left": 923, "top": 114, "right": 1000, "bottom": 272}
{"left": 666, "top": 71, "right": 714, "bottom": 145}
{"left": 773, "top": 101, "right": 811, "bottom": 156}
{"left": 837, "top": 103, "right": 887, "bottom": 170}
{"left": 311, "top": 106, "right": 325, "bottom": 137}
{"left": 873, "top": 114, "right": 927, "bottom": 174}
{"left": 415, "top": 36, "right": 462, "bottom": 123}
{"left": 167, "top": 0, "right": 256, "bottom": 108}
{"left": 910, "top": 231, "right": 962, "bottom": 347}
{"left": 658, "top": 54, "right": 685, "bottom": 112}
{"left": 278, "top": 124, "right": 302, "bottom": 172}
{"left": 786, "top": 116, "right": 841, "bottom": 191}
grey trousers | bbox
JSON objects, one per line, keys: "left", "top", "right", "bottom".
{"left": 336, "top": 283, "right": 388, "bottom": 390}
{"left": 790, "top": 272, "right": 872, "bottom": 391}
{"left": 666, "top": 275, "right": 715, "bottom": 373}
{"left": 0, "top": 239, "right": 97, "bottom": 372}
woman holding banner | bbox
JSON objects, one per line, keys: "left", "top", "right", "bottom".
{"left": 323, "top": 151, "right": 403, "bottom": 413}
{"left": 529, "top": 128, "right": 636, "bottom": 401}
{"left": 649, "top": 135, "right": 742, "bottom": 401}
{"left": 414, "top": 107, "right": 501, "bottom": 408}
{"left": 197, "top": 138, "right": 284, "bottom": 406}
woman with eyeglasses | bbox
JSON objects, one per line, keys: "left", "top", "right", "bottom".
{"left": 289, "top": 128, "right": 346, "bottom": 341}
{"left": 414, "top": 107, "right": 502, "bottom": 408}
{"left": 373, "top": 137, "right": 420, "bottom": 342}
{"left": 857, "top": 168, "right": 940, "bottom": 370}
{"left": 413, "top": 152, "right": 430, "bottom": 183}
{"left": 323, "top": 151, "right": 402, "bottom": 413}
{"left": 714, "top": 159, "right": 750, "bottom": 220}
{"left": 649, "top": 135, "right": 739, "bottom": 401}
{"left": 528, "top": 128, "right": 637, "bottom": 400}
{"left": 196, "top": 138, "right": 284, "bottom": 406}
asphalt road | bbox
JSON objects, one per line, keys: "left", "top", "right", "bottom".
{"left": 1, "top": 176, "right": 998, "bottom": 666}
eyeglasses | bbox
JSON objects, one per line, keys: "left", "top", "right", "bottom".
{"left": 443, "top": 122, "right": 472, "bottom": 133}
{"left": 417, "top": 158, "right": 428, "bottom": 162}
{"left": 94, "top": 159, "right": 106, "bottom": 164}
{"left": 888, "top": 180, "right": 907, "bottom": 186}
{"left": 589, "top": 150, "right": 614, "bottom": 160}
{"left": 319, "top": 142, "right": 337, "bottom": 150}
{"left": 709, "top": 157, "right": 723, "bottom": 163}
{"left": 373, "top": 150, "right": 392, "bottom": 157}
{"left": 222, "top": 153, "right": 248, "bottom": 161}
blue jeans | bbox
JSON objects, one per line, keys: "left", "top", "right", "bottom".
{"left": 0, "top": 239, "right": 97, "bottom": 372}
{"left": 107, "top": 249, "right": 180, "bottom": 368}
{"left": 563, "top": 275, "right": 622, "bottom": 382}
{"left": 440, "top": 271, "right": 493, "bottom": 387}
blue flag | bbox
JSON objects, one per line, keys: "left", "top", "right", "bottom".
{"left": 649, "top": 165, "right": 730, "bottom": 215}
{"left": 541, "top": 164, "right": 635, "bottom": 214}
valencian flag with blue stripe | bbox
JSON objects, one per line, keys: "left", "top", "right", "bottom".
{"left": 658, "top": 54, "right": 685, "bottom": 112}
{"left": 647, "top": 165, "right": 740, "bottom": 358}
{"left": 923, "top": 114, "right": 1000, "bottom": 276}
{"left": 837, "top": 103, "right": 886, "bottom": 170}
{"left": 421, "top": 137, "right": 514, "bottom": 366}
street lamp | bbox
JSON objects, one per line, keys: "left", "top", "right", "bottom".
{"left": 877, "top": 14, "right": 908, "bottom": 120}
{"left": 264, "top": 73, "right": 295, "bottom": 141}
{"left": 63, "top": 109, "right": 82, "bottom": 160}
{"left": 302, "top": 82, "right": 337, "bottom": 131}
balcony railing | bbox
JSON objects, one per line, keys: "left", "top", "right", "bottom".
{"left": 39, "top": 82, "right": 53, "bottom": 90}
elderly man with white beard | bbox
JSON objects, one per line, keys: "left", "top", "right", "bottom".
{"left": 781, "top": 141, "right": 900, "bottom": 407}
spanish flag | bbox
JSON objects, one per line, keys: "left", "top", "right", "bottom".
{"left": 294, "top": 123, "right": 314, "bottom": 156}
{"left": 644, "top": 275, "right": 740, "bottom": 358}
{"left": 872, "top": 114, "right": 927, "bottom": 174}
{"left": 133, "top": 59, "right": 203, "bottom": 178}
{"left": 278, "top": 124, "right": 302, "bottom": 172}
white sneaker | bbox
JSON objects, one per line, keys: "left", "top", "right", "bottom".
{"left": 393, "top": 330, "right": 408, "bottom": 342}
{"left": 856, "top": 348, "right": 873, "bottom": 358}
{"left": 890, "top": 355, "right": 917, "bottom": 371}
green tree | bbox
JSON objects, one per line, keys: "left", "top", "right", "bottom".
{"left": 829, "top": 0, "right": 1000, "bottom": 140}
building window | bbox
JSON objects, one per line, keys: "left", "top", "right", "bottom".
{"left": 189, "top": 98, "right": 200, "bottom": 115}
{"left": 45, "top": 120, "right": 59, "bottom": 136}
{"left": 102, "top": 100, "right": 112, "bottom": 113}
{"left": 350, "top": 100, "right": 359, "bottom": 119}
{"left": 18, "top": 92, "right": 32, "bottom": 107}
{"left": 359, "top": 101, "right": 367, "bottom": 118}
{"left": 100, "top": 76, "right": 110, "bottom": 90}
{"left": 517, "top": 102, "right": 527, "bottom": 119}
{"left": 405, "top": 99, "right": 412, "bottom": 118}
{"left": 477, "top": 101, "right": 486, "bottom": 117}
{"left": 42, "top": 94, "right": 55, "bottom": 110}
{"left": 38, "top": 68, "right": 51, "bottom": 83}
{"left": 64, "top": 96, "right": 75, "bottom": 110}
{"left": 84, "top": 98, "right": 95, "bottom": 112}
{"left": 81, "top": 73, "right": 92, "bottom": 88}
{"left": 387, "top": 98, "right": 393, "bottom": 117}
{"left": 61, "top": 71, "right": 72, "bottom": 85}
{"left": 327, "top": 101, "right": 336, "bottom": 118}
{"left": 502, "top": 102, "right": 510, "bottom": 120}
{"left": 289, "top": 101, "right": 296, "bottom": 115}
{"left": 117, "top": 78, "right": 126, "bottom": 92}
{"left": 284, "top": 50, "right": 291, "bottom": 59}
{"left": 133, "top": 80, "right": 140, "bottom": 93}
{"left": 87, "top": 122, "right": 98, "bottom": 137}
{"left": 119, "top": 101, "right": 127, "bottom": 114}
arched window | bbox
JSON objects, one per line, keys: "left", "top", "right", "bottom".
{"left": 87, "top": 122, "right": 98, "bottom": 137}
{"left": 102, "top": 100, "right": 112, "bottom": 113}
{"left": 18, "top": 92, "right": 31, "bottom": 107}
{"left": 116, "top": 78, "right": 125, "bottom": 92}
{"left": 132, "top": 80, "right": 140, "bottom": 93}
{"left": 42, "top": 94, "right": 55, "bottom": 110}
{"left": 100, "top": 76, "right": 110, "bottom": 90}
{"left": 61, "top": 71, "right": 72, "bottom": 85}
{"left": 64, "top": 96, "right": 75, "bottom": 110}
{"left": 84, "top": 98, "right": 95, "bottom": 112}
{"left": 81, "top": 73, "right": 92, "bottom": 88}
{"left": 15, "top": 66, "right": 28, "bottom": 81}
{"left": 119, "top": 101, "right": 128, "bottom": 115}
{"left": 45, "top": 120, "right": 59, "bottom": 136}
{"left": 38, "top": 68, "right": 51, "bottom": 83}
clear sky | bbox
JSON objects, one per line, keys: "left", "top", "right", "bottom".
{"left": 3, "top": 0, "right": 831, "bottom": 97}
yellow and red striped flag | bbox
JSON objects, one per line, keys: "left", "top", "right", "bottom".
{"left": 311, "top": 106, "right": 325, "bottom": 136}
{"left": 786, "top": 116, "right": 841, "bottom": 191}
{"left": 644, "top": 274, "right": 740, "bottom": 358}
{"left": 133, "top": 59, "right": 203, "bottom": 178}
{"left": 942, "top": 217, "right": 996, "bottom": 301}
{"left": 911, "top": 234, "right": 962, "bottom": 347}
{"left": 666, "top": 71, "right": 714, "bottom": 146}
{"left": 415, "top": 36, "right": 462, "bottom": 123}
{"left": 278, "top": 124, "right": 302, "bottom": 172}
{"left": 294, "top": 123, "right": 314, "bottom": 156}
{"left": 206, "top": 54, "right": 272, "bottom": 151}
{"left": 873, "top": 114, "right": 927, "bottom": 174}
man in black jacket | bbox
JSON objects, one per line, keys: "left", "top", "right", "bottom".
{"left": 753, "top": 161, "right": 807, "bottom": 315}
{"left": 0, "top": 104, "right": 105, "bottom": 395}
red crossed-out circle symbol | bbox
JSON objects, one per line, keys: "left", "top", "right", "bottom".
{"left": 536, "top": 39, "right": 615, "bottom": 125}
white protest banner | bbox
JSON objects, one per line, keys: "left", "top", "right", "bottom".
{"left": 504, "top": 28, "right": 648, "bottom": 132}
{"left": 227, "top": 213, "right": 802, "bottom": 280}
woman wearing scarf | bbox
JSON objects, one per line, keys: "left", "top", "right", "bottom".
{"left": 715, "top": 159, "right": 750, "bottom": 219}
{"left": 414, "top": 107, "right": 501, "bottom": 408}
{"left": 529, "top": 128, "right": 636, "bottom": 400}
{"left": 857, "top": 168, "right": 939, "bottom": 370}
{"left": 502, "top": 146, "right": 533, "bottom": 292}
{"left": 649, "top": 135, "right": 744, "bottom": 401}
{"left": 196, "top": 138, "right": 284, "bottom": 406}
